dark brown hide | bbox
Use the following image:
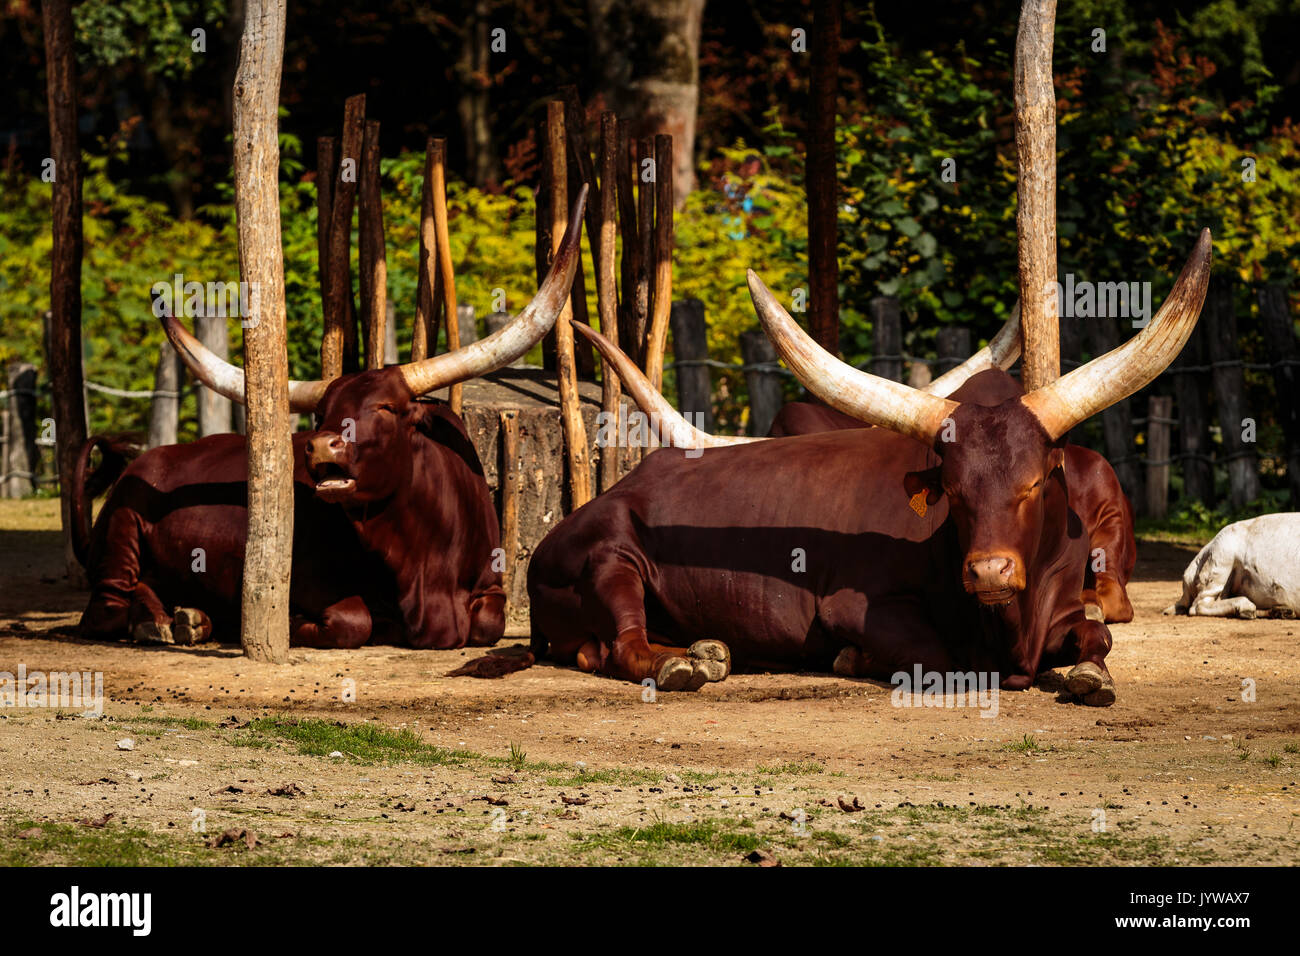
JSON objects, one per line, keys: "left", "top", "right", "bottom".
{"left": 76, "top": 367, "right": 504, "bottom": 649}
{"left": 527, "top": 368, "right": 1111, "bottom": 690}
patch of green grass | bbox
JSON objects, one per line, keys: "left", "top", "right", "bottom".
{"left": 544, "top": 767, "right": 664, "bottom": 787}
{"left": 236, "top": 717, "right": 477, "bottom": 766}
{"left": 594, "top": 821, "right": 764, "bottom": 854}
{"left": 110, "top": 714, "right": 215, "bottom": 731}
{"left": 508, "top": 741, "right": 527, "bottom": 771}
{"left": 1284, "top": 742, "right": 1299, "bottom": 754}
{"left": 1263, "top": 752, "right": 1282, "bottom": 768}
{"left": 756, "top": 761, "right": 825, "bottom": 776}
{"left": 1004, "top": 734, "right": 1050, "bottom": 754}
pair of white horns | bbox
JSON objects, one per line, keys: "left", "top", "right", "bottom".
{"left": 163, "top": 186, "right": 588, "bottom": 413}
{"left": 578, "top": 229, "right": 1213, "bottom": 450}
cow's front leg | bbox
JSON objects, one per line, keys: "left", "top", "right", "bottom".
{"left": 1189, "top": 595, "right": 1258, "bottom": 618}
{"left": 291, "top": 595, "right": 373, "bottom": 649}
{"left": 1062, "top": 612, "right": 1115, "bottom": 706}
{"left": 579, "top": 551, "right": 729, "bottom": 691}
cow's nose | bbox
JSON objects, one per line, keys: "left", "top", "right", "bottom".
{"left": 307, "top": 432, "right": 347, "bottom": 465}
{"left": 968, "top": 556, "right": 1015, "bottom": 587}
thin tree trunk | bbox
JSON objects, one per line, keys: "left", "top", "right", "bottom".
{"left": 233, "top": 0, "right": 293, "bottom": 662}
{"left": 41, "top": 0, "right": 89, "bottom": 583}
{"left": 1014, "top": 0, "right": 1059, "bottom": 391}
{"left": 589, "top": 0, "right": 704, "bottom": 202}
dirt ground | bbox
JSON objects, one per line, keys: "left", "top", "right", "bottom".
{"left": 2, "top": 498, "right": 1297, "bottom": 866}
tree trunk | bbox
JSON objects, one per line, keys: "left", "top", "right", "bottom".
{"left": 1014, "top": 0, "right": 1059, "bottom": 391}
{"left": 807, "top": 0, "right": 841, "bottom": 355}
{"left": 588, "top": 0, "right": 704, "bottom": 203}
{"left": 233, "top": 0, "right": 294, "bottom": 662}
{"left": 41, "top": 0, "right": 89, "bottom": 583}
{"left": 456, "top": 0, "right": 498, "bottom": 188}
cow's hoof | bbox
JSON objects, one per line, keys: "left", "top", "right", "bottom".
{"left": 688, "top": 640, "right": 731, "bottom": 682}
{"left": 1238, "top": 606, "right": 1257, "bottom": 620}
{"left": 132, "top": 621, "right": 173, "bottom": 645}
{"left": 833, "top": 647, "right": 861, "bottom": 677}
{"left": 1083, "top": 681, "right": 1116, "bottom": 707}
{"left": 1269, "top": 607, "right": 1297, "bottom": 620}
{"left": 1065, "top": 661, "right": 1105, "bottom": 696}
{"left": 656, "top": 656, "right": 698, "bottom": 692}
{"left": 1084, "top": 603, "right": 1104, "bottom": 622}
{"left": 1161, "top": 603, "right": 1178, "bottom": 616}
{"left": 171, "top": 608, "right": 210, "bottom": 645}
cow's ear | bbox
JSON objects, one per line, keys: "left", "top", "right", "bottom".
{"left": 903, "top": 466, "right": 944, "bottom": 506}
{"left": 1046, "top": 446, "right": 1065, "bottom": 475}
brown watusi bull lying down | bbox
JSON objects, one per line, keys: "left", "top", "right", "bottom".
{"left": 768, "top": 403, "right": 1136, "bottom": 624}
{"left": 524, "top": 231, "right": 1210, "bottom": 705}
{"left": 73, "top": 190, "right": 585, "bottom": 649}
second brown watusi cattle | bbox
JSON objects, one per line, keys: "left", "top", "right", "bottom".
{"left": 526, "top": 231, "right": 1211, "bottom": 705}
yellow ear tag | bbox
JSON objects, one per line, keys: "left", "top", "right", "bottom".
{"left": 909, "top": 491, "right": 928, "bottom": 518}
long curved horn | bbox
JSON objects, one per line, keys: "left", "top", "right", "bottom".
{"left": 162, "top": 315, "right": 327, "bottom": 413}
{"left": 923, "top": 304, "right": 1022, "bottom": 398}
{"left": 1022, "top": 229, "right": 1212, "bottom": 441}
{"left": 398, "top": 185, "right": 588, "bottom": 396}
{"left": 574, "top": 322, "right": 761, "bottom": 449}
{"left": 748, "top": 270, "right": 957, "bottom": 447}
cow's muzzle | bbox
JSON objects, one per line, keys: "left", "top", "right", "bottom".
{"left": 306, "top": 432, "right": 356, "bottom": 502}
{"left": 965, "top": 553, "right": 1025, "bottom": 605}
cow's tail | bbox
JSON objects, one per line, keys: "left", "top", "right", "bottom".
{"left": 71, "top": 436, "right": 138, "bottom": 567}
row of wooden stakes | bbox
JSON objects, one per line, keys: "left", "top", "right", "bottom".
{"left": 312, "top": 87, "right": 678, "bottom": 512}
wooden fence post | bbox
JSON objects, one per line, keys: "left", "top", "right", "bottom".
{"left": 669, "top": 299, "right": 713, "bottom": 433}
{"left": 359, "top": 119, "right": 388, "bottom": 370}
{"left": 322, "top": 93, "right": 365, "bottom": 380}
{"left": 196, "top": 314, "right": 233, "bottom": 436}
{"left": 1086, "top": 317, "right": 1144, "bottom": 510}
{"left": 316, "top": 135, "right": 336, "bottom": 331}
{"left": 634, "top": 136, "right": 655, "bottom": 369}
{"left": 1171, "top": 322, "right": 1213, "bottom": 505}
{"left": 1145, "top": 394, "right": 1172, "bottom": 519}
{"left": 615, "top": 118, "right": 640, "bottom": 361}
{"left": 546, "top": 103, "right": 592, "bottom": 510}
{"left": 869, "top": 296, "right": 903, "bottom": 382}
{"left": 384, "top": 300, "right": 398, "bottom": 366}
{"left": 412, "top": 136, "right": 440, "bottom": 362}
{"left": 1258, "top": 282, "right": 1300, "bottom": 507}
{"left": 147, "top": 345, "right": 182, "bottom": 449}
{"left": 430, "top": 137, "right": 461, "bottom": 413}
{"left": 41, "top": 0, "right": 89, "bottom": 580}
{"left": 3, "top": 363, "right": 38, "bottom": 497}
{"left": 457, "top": 304, "right": 478, "bottom": 347}
{"left": 233, "top": 0, "right": 294, "bottom": 662}
{"left": 936, "top": 326, "right": 972, "bottom": 376}
{"left": 1203, "top": 278, "right": 1261, "bottom": 508}
{"left": 741, "top": 330, "right": 782, "bottom": 437}
{"left": 645, "top": 134, "right": 674, "bottom": 391}
{"left": 596, "top": 110, "right": 623, "bottom": 494}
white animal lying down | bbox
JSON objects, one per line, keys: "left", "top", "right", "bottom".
{"left": 1164, "top": 513, "right": 1300, "bottom": 619}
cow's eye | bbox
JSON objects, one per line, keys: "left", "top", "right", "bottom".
{"left": 376, "top": 404, "right": 396, "bottom": 414}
